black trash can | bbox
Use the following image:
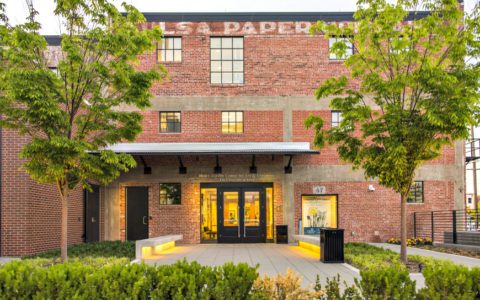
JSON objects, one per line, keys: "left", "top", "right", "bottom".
{"left": 320, "top": 228, "right": 344, "bottom": 263}
{"left": 276, "top": 225, "right": 288, "bottom": 244}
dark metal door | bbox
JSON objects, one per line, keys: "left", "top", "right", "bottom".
{"left": 217, "top": 189, "right": 241, "bottom": 243}
{"left": 217, "top": 187, "right": 266, "bottom": 243}
{"left": 242, "top": 189, "right": 266, "bottom": 243}
{"left": 85, "top": 185, "right": 100, "bottom": 242}
{"left": 126, "top": 187, "right": 149, "bottom": 241}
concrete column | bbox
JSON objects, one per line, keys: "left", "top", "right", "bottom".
{"left": 282, "top": 160, "right": 296, "bottom": 243}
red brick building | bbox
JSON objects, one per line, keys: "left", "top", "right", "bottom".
{"left": 0, "top": 12, "right": 465, "bottom": 256}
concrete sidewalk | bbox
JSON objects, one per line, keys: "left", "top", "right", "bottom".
{"left": 143, "top": 243, "right": 358, "bottom": 288}
{"left": 370, "top": 243, "right": 480, "bottom": 268}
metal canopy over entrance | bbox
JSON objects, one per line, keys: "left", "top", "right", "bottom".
{"left": 103, "top": 142, "right": 319, "bottom": 155}
{"left": 102, "top": 142, "right": 319, "bottom": 174}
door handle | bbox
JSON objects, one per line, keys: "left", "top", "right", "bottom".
{"left": 91, "top": 217, "right": 96, "bottom": 223}
{"left": 143, "top": 216, "right": 147, "bottom": 225}
{"left": 244, "top": 216, "right": 246, "bottom": 238}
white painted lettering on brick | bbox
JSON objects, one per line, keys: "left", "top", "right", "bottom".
{"left": 196, "top": 22, "right": 211, "bottom": 34}
{"left": 260, "top": 22, "right": 276, "bottom": 34}
{"left": 176, "top": 22, "right": 193, "bottom": 34}
{"left": 159, "top": 22, "right": 175, "bottom": 35}
{"left": 278, "top": 22, "right": 295, "bottom": 34}
{"left": 241, "top": 22, "right": 258, "bottom": 34}
{"left": 224, "top": 22, "right": 241, "bottom": 34}
{"left": 295, "top": 21, "right": 311, "bottom": 34}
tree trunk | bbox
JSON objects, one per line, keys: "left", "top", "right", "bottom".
{"left": 61, "top": 191, "right": 68, "bottom": 263}
{"left": 400, "top": 193, "right": 408, "bottom": 264}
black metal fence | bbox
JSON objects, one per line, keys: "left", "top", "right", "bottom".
{"left": 414, "top": 209, "right": 480, "bottom": 245}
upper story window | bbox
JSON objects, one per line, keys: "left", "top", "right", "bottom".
{"left": 222, "top": 111, "right": 243, "bottom": 133}
{"left": 211, "top": 37, "right": 244, "bottom": 84}
{"left": 407, "top": 181, "right": 424, "bottom": 203}
{"left": 159, "top": 111, "right": 181, "bottom": 133}
{"left": 331, "top": 111, "right": 343, "bottom": 128}
{"left": 157, "top": 37, "right": 182, "bottom": 62}
{"left": 329, "top": 37, "right": 353, "bottom": 60}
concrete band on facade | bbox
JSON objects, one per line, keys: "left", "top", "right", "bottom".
{"left": 0, "top": 13, "right": 465, "bottom": 256}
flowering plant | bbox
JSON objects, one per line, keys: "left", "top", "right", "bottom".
{"left": 387, "top": 238, "right": 432, "bottom": 246}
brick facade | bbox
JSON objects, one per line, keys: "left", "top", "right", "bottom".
{"left": 1, "top": 129, "right": 86, "bottom": 256}
{"left": 0, "top": 13, "right": 464, "bottom": 255}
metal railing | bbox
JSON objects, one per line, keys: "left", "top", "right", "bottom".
{"left": 414, "top": 209, "right": 480, "bottom": 244}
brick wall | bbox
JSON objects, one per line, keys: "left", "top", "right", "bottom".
{"left": 1, "top": 129, "right": 85, "bottom": 256}
{"left": 136, "top": 111, "right": 283, "bottom": 143}
{"left": 136, "top": 21, "right": 360, "bottom": 97}
{"left": 294, "top": 181, "right": 455, "bottom": 243}
{"left": 291, "top": 110, "right": 456, "bottom": 166}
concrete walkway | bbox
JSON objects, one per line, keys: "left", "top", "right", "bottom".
{"left": 371, "top": 243, "right": 480, "bottom": 268}
{"left": 0, "top": 257, "right": 19, "bottom": 264}
{"left": 143, "top": 244, "right": 358, "bottom": 288}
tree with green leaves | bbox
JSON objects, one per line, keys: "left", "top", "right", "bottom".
{"left": 0, "top": 0, "right": 166, "bottom": 262}
{"left": 305, "top": 0, "right": 480, "bottom": 263}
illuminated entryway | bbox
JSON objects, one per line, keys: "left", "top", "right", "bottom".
{"left": 200, "top": 183, "right": 274, "bottom": 243}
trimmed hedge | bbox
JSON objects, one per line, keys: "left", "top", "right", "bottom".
{"left": 22, "top": 240, "right": 135, "bottom": 260}
{"left": 0, "top": 258, "right": 258, "bottom": 299}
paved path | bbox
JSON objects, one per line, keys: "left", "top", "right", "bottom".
{"left": 144, "top": 244, "right": 358, "bottom": 288}
{"left": 0, "top": 257, "right": 19, "bottom": 264}
{"left": 370, "top": 243, "right": 480, "bottom": 268}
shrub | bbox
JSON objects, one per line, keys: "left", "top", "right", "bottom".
{"left": 215, "top": 262, "right": 259, "bottom": 299}
{"left": 417, "top": 261, "right": 478, "bottom": 299}
{"left": 471, "top": 267, "right": 480, "bottom": 298}
{"left": 314, "top": 274, "right": 360, "bottom": 300}
{"left": 22, "top": 240, "right": 136, "bottom": 260}
{"left": 0, "top": 258, "right": 258, "bottom": 299}
{"left": 355, "top": 265, "right": 416, "bottom": 299}
{"left": 252, "top": 268, "right": 325, "bottom": 299}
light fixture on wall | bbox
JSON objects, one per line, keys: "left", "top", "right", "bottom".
{"left": 139, "top": 156, "right": 151, "bottom": 175}
{"left": 250, "top": 155, "right": 257, "bottom": 174}
{"left": 368, "top": 184, "right": 375, "bottom": 192}
{"left": 214, "top": 155, "right": 222, "bottom": 174}
{"left": 178, "top": 156, "right": 187, "bottom": 174}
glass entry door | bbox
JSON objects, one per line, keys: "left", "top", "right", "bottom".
{"left": 217, "top": 187, "right": 266, "bottom": 243}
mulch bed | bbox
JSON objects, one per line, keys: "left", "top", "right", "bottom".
{"left": 415, "top": 245, "right": 480, "bottom": 259}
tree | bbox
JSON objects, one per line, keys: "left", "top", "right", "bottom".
{"left": 305, "top": 0, "right": 480, "bottom": 263}
{"left": 0, "top": 0, "right": 166, "bottom": 262}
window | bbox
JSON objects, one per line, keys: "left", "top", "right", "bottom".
{"left": 331, "top": 111, "right": 343, "bottom": 128}
{"left": 301, "top": 195, "right": 337, "bottom": 235}
{"left": 159, "top": 112, "right": 181, "bottom": 133}
{"left": 222, "top": 111, "right": 243, "bottom": 133}
{"left": 329, "top": 37, "right": 353, "bottom": 60}
{"left": 211, "top": 37, "right": 244, "bottom": 84}
{"left": 49, "top": 66, "right": 59, "bottom": 75}
{"left": 407, "top": 181, "right": 424, "bottom": 203}
{"left": 157, "top": 37, "right": 182, "bottom": 62}
{"left": 159, "top": 183, "right": 181, "bottom": 205}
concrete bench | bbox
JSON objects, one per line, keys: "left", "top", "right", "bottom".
{"left": 293, "top": 234, "right": 320, "bottom": 254}
{"left": 135, "top": 234, "right": 183, "bottom": 261}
